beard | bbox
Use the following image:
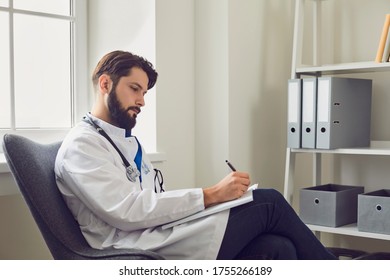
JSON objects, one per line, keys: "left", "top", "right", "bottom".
{"left": 107, "top": 89, "right": 140, "bottom": 132}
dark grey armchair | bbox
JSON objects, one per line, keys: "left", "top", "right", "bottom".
{"left": 2, "top": 134, "right": 164, "bottom": 260}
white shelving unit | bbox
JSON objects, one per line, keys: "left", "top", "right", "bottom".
{"left": 307, "top": 223, "right": 390, "bottom": 241}
{"left": 297, "top": 61, "right": 390, "bottom": 75}
{"left": 284, "top": 0, "right": 390, "bottom": 241}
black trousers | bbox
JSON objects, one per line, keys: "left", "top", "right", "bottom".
{"left": 216, "top": 188, "right": 336, "bottom": 260}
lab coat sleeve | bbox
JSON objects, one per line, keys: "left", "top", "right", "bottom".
{"left": 56, "top": 131, "right": 205, "bottom": 232}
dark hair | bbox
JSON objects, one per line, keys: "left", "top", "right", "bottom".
{"left": 92, "top": 50, "right": 158, "bottom": 90}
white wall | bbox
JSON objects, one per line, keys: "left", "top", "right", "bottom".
{"left": 155, "top": 0, "right": 196, "bottom": 189}
{"left": 0, "top": 194, "right": 51, "bottom": 259}
{"left": 194, "top": 0, "right": 229, "bottom": 187}
{"left": 195, "top": 0, "right": 294, "bottom": 191}
{"left": 156, "top": 0, "right": 294, "bottom": 191}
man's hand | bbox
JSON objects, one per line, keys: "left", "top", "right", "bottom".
{"left": 203, "top": 172, "right": 251, "bottom": 208}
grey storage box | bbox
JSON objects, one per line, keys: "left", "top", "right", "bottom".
{"left": 300, "top": 184, "right": 364, "bottom": 227}
{"left": 358, "top": 189, "right": 390, "bottom": 235}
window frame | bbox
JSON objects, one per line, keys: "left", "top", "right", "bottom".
{"left": 0, "top": 0, "right": 88, "bottom": 152}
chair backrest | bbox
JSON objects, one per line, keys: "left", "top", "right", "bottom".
{"left": 2, "top": 134, "right": 96, "bottom": 259}
{"left": 3, "top": 134, "right": 164, "bottom": 260}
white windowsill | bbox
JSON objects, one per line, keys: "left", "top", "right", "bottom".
{"left": 0, "top": 151, "right": 166, "bottom": 196}
{"left": 0, "top": 152, "right": 167, "bottom": 174}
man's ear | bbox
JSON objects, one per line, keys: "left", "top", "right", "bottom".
{"left": 98, "top": 74, "right": 113, "bottom": 93}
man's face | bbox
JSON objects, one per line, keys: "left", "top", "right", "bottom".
{"left": 107, "top": 67, "right": 149, "bottom": 131}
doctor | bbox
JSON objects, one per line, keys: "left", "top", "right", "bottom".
{"left": 55, "top": 50, "right": 336, "bottom": 260}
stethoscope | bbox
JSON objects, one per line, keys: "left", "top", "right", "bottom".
{"left": 83, "top": 114, "right": 164, "bottom": 193}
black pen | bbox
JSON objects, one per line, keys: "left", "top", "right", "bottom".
{"left": 225, "top": 160, "right": 237, "bottom": 172}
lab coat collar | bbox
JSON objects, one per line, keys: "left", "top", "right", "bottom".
{"left": 86, "top": 113, "right": 132, "bottom": 139}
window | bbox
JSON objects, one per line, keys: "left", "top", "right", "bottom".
{"left": 0, "top": 0, "right": 87, "bottom": 150}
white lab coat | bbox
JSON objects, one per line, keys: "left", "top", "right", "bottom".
{"left": 54, "top": 114, "right": 229, "bottom": 259}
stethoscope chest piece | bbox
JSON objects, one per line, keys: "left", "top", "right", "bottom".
{"left": 126, "top": 165, "right": 141, "bottom": 182}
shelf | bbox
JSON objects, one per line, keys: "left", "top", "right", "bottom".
{"left": 291, "top": 141, "right": 390, "bottom": 156}
{"left": 296, "top": 61, "right": 390, "bottom": 76}
{"left": 286, "top": 0, "right": 390, "bottom": 245}
{"left": 307, "top": 223, "right": 390, "bottom": 241}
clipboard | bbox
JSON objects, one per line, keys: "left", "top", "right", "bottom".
{"left": 161, "top": 184, "right": 258, "bottom": 230}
